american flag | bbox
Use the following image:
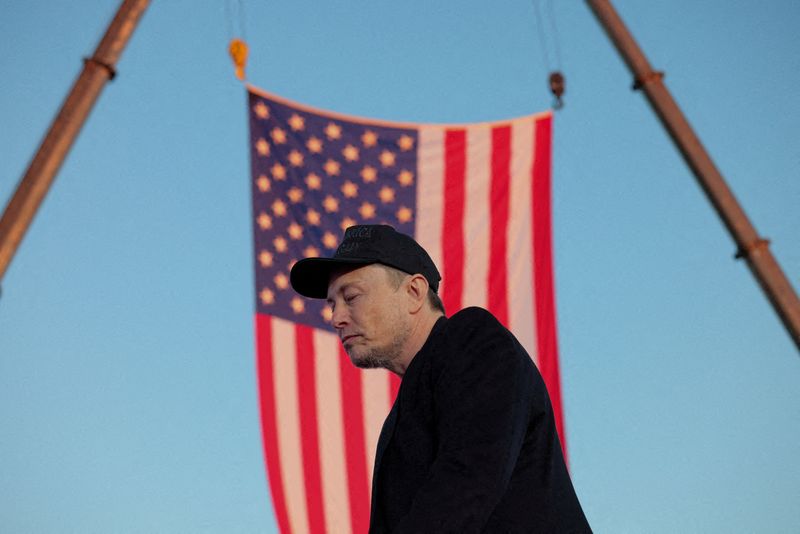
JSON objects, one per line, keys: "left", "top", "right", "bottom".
{"left": 248, "top": 85, "right": 563, "bottom": 534}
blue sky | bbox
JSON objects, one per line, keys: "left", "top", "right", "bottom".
{"left": 1, "top": 1, "right": 798, "bottom": 532}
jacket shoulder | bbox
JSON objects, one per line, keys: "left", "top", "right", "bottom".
{"left": 436, "top": 306, "right": 529, "bottom": 367}
{"left": 447, "top": 306, "right": 502, "bottom": 329}
{"left": 444, "top": 306, "right": 512, "bottom": 343}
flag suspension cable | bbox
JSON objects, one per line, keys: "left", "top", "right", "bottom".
{"left": 586, "top": 0, "right": 800, "bottom": 353}
{"left": 532, "top": 0, "right": 565, "bottom": 109}
{"left": 226, "top": 0, "right": 249, "bottom": 81}
{"left": 0, "top": 0, "right": 150, "bottom": 287}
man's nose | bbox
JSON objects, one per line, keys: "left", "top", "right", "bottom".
{"left": 331, "top": 305, "right": 348, "bottom": 329}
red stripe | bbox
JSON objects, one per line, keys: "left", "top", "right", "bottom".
{"left": 389, "top": 372, "right": 401, "bottom": 402}
{"left": 255, "top": 315, "right": 291, "bottom": 534}
{"left": 443, "top": 129, "right": 466, "bottom": 314}
{"left": 531, "top": 115, "right": 567, "bottom": 464}
{"left": 339, "top": 348, "right": 371, "bottom": 533}
{"left": 489, "top": 125, "right": 511, "bottom": 327}
{"left": 295, "top": 325, "right": 326, "bottom": 533}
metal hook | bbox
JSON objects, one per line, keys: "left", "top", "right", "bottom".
{"left": 549, "top": 71, "right": 565, "bottom": 110}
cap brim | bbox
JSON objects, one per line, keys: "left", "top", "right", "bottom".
{"left": 290, "top": 257, "right": 376, "bottom": 299}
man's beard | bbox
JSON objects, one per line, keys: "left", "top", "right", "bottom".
{"left": 347, "top": 328, "right": 410, "bottom": 374}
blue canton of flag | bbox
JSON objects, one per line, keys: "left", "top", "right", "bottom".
{"left": 249, "top": 91, "right": 418, "bottom": 331}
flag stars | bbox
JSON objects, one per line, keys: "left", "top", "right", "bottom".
{"left": 361, "top": 165, "right": 378, "bottom": 183}
{"left": 361, "top": 130, "right": 378, "bottom": 147}
{"left": 271, "top": 199, "right": 288, "bottom": 217}
{"left": 254, "top": 101, "right": 270, "bottom": 119}
{"left": 258, "top": 250, "right": 274, "bottom": 267}
{"left": 397, "top": 206, "right": 413, "bottom": 223}
{"left": 290, "top": 296, "right": 306, "bottom": 314}
{"left": 306, "top": 208, "right": 321, "bottom": 226}
{"left": 256, "top": 175, "right": 271, "bottom": 192}
{"left": 324, "top": 159, "right": 341, "bottom": 176}
{"left": 397, "top": 134, "right": 415, "bottom": 151}
{"left": 325, "top": 122, "right": 342, "bottom": 140}
{"left": 359, "top": 201, "right": 376, "bottom": 220}
{"left": 305, "top": 172, "right": 322, "bottom": 190}
{"left": 379, "top": 150, "right": 396, "bottom": 167}
{"left": 274, "top": 272, "right": 290, "bottom": 289}
{"left": 287, "top": 187, "right": 304, "bottom": 203}
{"left": 340, "top": 216, "right": 357, "bottom": 231}
{"left": 307, "top": 136, "right": 323, "bottom": 153}
{"left": 271, "top": 163, "right": 287, "bottom": 180}
{"left": 322, "top": 231, "right": 338, "bottom": 249}
{"left": 341, "top": 180, "right": 359, "bottom": 198}
{"left": 323, "top": 195, "right": 339, "bottom": 213}
{"left": 288, "top": 114, "right": 305, "bottom": 131}
{"left": 256, "top": 138, "right": 270, "bottom": 156}
{"left": 288, "top": 150, "right": 304, "bottom": 167}
{"left": 257, "top": 212, "right": 273, "bottom": 230}
{"left": 274, "top": 236, "right": 288, "bottom": 253}
{"left": 270, "top": 127, "right": 287, "bottom": 144}
{"left": 252, "top": 101, "right": 430, "bottom": 322}
{"left": 288, "top": 222, "right": 304, "bottom": 240}
{"left": 260, "top": 288, "right": 275, "bottom": 305}
{"left": 398, "top": 169, "right": 414, "bottom": 186}
{"left": 378, "top": 186, "right": 396, "bottom": 203}
{"left": 342, "top": 144, "right": 360, "bottom": 162}
{"left": 252, "top": 102, "right": 431, "bottom": 321}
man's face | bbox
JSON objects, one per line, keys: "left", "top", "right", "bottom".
{"left": 326, "top": 264, "right": 411, "bottom": 370}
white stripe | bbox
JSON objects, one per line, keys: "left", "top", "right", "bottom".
{"left": 314, "top": 329, "right": 353, "bottom": 534}
{"left": 361, "top": 369, "right": 392, "bottom": 489}
{"left": 462, "top": 125, "right": 491, "bottom": 309}
{"left": 272, "top": 318, "right": 310, "bottom": 534}
{"left": 507, "top": 119, "right": 539, "bottom": 364}
{"left": 415, "top": 126, "right": 445, "bottom": 298}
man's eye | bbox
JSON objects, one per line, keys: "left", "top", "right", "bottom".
{"left": 344, "top": 294, "right": 359, "bottom": 303}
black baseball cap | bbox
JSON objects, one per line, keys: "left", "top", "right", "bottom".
{"left": 290, "top": 224, "right": 441, "bottom": 299}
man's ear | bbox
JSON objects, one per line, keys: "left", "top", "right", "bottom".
{"left": 405, "top": 274, "right": 429, "bottom": 313}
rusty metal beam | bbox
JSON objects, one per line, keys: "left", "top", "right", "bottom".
{"left": 586, "top": 0, "right": 800, "bottom": 352}
{"left": 0, "top": 0, "right": 150, "bottom": 283}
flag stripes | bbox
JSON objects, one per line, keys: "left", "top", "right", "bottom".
{"left": 295, "top": 326, "right": 324, "bottom": 534}
{"left": 312, "top": 330, "right": 352, "bottom": 534}
{"left": 489, "top": 125, "right": 511, "bottom": 325}
{"left": 507, "top": 120, "right": 538, "bottom": 377}
{"left": 442, "top": 129, "right": 467, "bottom": 313}
{"left": 250, "top": 87, "right": 561, "bottom": 533}
{"left": 255, "top": 316, "right": 291, "bottom": 534}
{"left": 415, "top": 127, "right": 445, "bottom": 290}
{"left": 463, "top": 125, "right": 491, "bottom": 311}
{"left": 272, "top": 320, "right": 310, "bottom": 534}
{"left": 336, "top": 348, "right": 371, "bottom": 534}
{"left": 531, "top": 116, "right": 566, "bottom": 454}
{"left": 361, "top": 370, "right": 391, "bottom": 490}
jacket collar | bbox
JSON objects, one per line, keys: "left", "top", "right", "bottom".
{"left": 369, "top": 315, "right": 447, "bottom": 500}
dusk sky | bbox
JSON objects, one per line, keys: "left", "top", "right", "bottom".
{"left": 1, "top": 1, "right": 798, "bottom": 532}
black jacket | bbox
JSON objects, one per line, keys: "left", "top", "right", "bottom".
{"left": 369, "top": 307, "right": 591, "bottom": 533}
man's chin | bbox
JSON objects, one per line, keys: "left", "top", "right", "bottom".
{"left": 350, "top": 355, "right": 383, "bottom": 369}
{"left": 346, "top": 350, "right": 387, "bottom": 370}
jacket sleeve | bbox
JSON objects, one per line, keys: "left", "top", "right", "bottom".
{"left": 394, "top": 308, "right": 541, "bottom": 533}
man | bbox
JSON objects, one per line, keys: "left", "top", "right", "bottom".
{"left": 290, "top": 224, "right": 591, "bottom": 533}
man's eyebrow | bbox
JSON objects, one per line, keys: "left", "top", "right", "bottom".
{"left": 326, "top": 282, "right": 353, "bottom": 304}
